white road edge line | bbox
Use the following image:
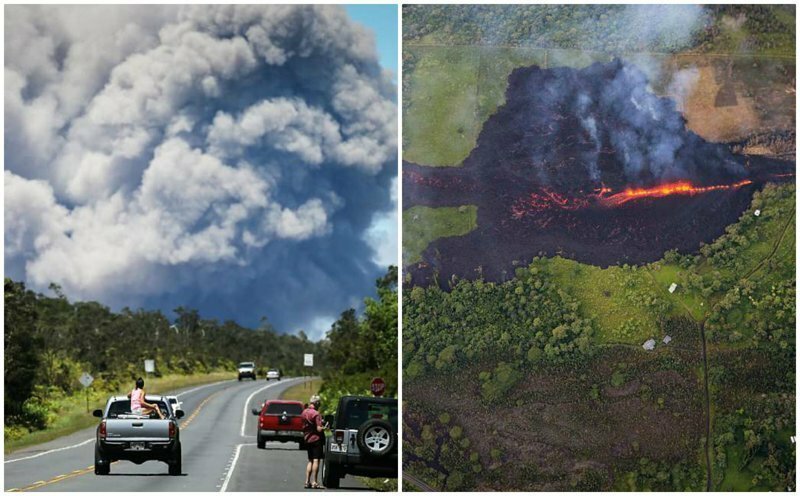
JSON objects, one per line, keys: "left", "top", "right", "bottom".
{"left": 219, "top": 443, "right": 254, "bottom": 492}
{"left": 4, "top": 438, "right": 94, "bottom": 464}
{"left": 239, "top": 378, "right": 300, "bottom": 438}
{"left": 6, "top": 379, "right": 233, "bottom": 465}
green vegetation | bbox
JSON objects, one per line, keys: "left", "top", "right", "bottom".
{"left": 403, "top": 184, "right": 795, "bottom": 490}
{"left": 318, "top": 267, "right": 398, "bottom": 414}
{"left": 542, "top": 258, "right": 672, "bottom": 344}
{"left": 404, "top": 5, "right": 794, "bottom": 56}
{"left": 4, "top": 266, "right": 398, "bottom": 456}
{"left": 402, "top": 46, "right": 480, "bottom": 166}
{"left": 403, "top": 205, "right": 477, "bottom": 264}
{"left": 4, "top": 277, "right": 324, "bottom": 445}
{"left": 5, "top": 371, "right": 230, "bottom": 454}
{"left": 404, "top": 261, "right": 594, "bottom": 387}
{"left": 403, "top": 406, "right": 483, "bottom": 491}
{"left": 279, "top": 378, "right": 324, "bottom": 403}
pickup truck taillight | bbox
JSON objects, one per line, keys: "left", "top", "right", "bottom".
{"left": 334, "top": 430, "right": 344, "bottom": 444}
{"left": 99, "top": 420, "right": 107, "bottom": 440}
{"left": 168, "top": 421, "right": 176, "bottom": 438}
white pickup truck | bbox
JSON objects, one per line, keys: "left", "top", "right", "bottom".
{"left": 93, "top": 395, "right": 184, "bottom": 475}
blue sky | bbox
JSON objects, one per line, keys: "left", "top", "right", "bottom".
{"left": 346, "top": 5, "right": 398, "bottom": 76}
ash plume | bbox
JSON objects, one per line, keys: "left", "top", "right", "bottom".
{"left": 5, "top": 5, "right": 397, "bottom": 337}
{"left": 475, "top": 59, "right": 745, "bottom": 191}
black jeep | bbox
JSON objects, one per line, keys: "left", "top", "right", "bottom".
{"left": 321, "top": 395, "right": 397, "bottom": 489}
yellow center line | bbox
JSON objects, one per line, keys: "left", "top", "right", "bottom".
{"left": 10, "top": 387, "right": 223, "bottom": 492}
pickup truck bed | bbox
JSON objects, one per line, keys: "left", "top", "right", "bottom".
{"left": 93, "top": 395, "right": 184, "bottom": 475}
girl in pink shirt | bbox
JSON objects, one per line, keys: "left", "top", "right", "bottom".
{"left": 127, "top": 377, "right": 164, "bottom": 419}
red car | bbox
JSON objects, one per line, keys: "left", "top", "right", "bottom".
{"left": 251, "top": 400, "right": 305, "bottom": 449}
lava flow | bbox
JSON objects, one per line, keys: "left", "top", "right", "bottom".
{"left": 403, "top": 60, "right": 795, "bottom": 288}
{"left": 600, "top": 179, "right": 754, "bottom": 207}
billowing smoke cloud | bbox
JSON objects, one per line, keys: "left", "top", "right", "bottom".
{"left": 519, "top": 60, "right": 743, "bottom": 185}
{"left": 5, "top": 5, "right": 397, "bottom": 338}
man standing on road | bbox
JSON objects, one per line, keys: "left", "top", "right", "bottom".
{"left": 302, "top": 395, "right": 326, "bottom": 489}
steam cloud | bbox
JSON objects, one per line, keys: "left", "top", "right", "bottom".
{"left": 5, "top": 5, "right": 397, "bottom": 338}
{"left": 509, "top": 60, "right": 744, "bottom": 188}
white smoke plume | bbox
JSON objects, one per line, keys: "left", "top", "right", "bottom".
{"left": 5, "top": 5, "right": 397, "bottom": 333}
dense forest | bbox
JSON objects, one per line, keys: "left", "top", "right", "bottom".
{"left": 5, "top": 266, "right": 398, "bottom": 436}
{"left": 318, "top": 266, "right": 399, "bottom": 411}
{"left": 403, "top": 4, "right": 795, "bottom": 54}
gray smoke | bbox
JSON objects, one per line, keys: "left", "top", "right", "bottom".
{"left": 5, "top": 5, "right": 397, "bottom": 337}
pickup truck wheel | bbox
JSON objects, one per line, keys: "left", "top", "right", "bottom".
{"left": 168, "top": 445, "right": 182, "bottom": 475}
{"left": 321, "top": 458, "right": 340, "bottom": 489}
{"left": 257, "top": 434, "right": 266, "bottom": 449}
{"left": 94, "top": 446, "right": 110, "bottom": 475}
{"left": 356, "top": 419, "right": 395, "bottom": 457}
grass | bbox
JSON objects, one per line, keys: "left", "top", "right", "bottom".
{"left": 279, "top": 378, "right": 323, "bottom": 402}
{"left": 403, "top": 46, "right": 480, "bottom": 166}
{"left": 647, "top": 262, "right": 707, "bottom": 320}
{"left": 403, "top": 205, "right": 477, "bottom": 265}
{"left": 403, "top": 45, "right": 611, "bottom": 167}
{"left": 539, "top": 257, "right": 671, "bottom": 345}
{"left": 359, "top": 477, "right": 398, "bottom": 491}
{"left": 4, "top": 371, "right": 232, "bottom": 454}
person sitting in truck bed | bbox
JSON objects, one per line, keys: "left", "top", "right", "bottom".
{"left": 127, "top": 377, "right": 164, "bottom": 419}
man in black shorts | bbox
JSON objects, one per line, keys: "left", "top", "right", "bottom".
{"left": 302, "top": 395, "right": 327, "bottom": 488}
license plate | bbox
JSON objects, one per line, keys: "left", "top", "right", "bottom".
{"left": 277, "top": 431, "right": 291, "bottom": 436}
{"left": 130, "top": 442, "right": 146, "bottom": 450}
{"left": 329, "top": 444, "right": 346, "bottom": 453}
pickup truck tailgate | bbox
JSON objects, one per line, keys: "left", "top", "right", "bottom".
{"left": 105, "top": 418, "right": 171, "bottom": 441}
{"left": 262, "top": 414, "right": 303, "bottom": 430}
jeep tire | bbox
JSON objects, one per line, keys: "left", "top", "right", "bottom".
{"left": 356, "top": 419, "right": 395, "bottom": 457}
{"left": 257, "top": 434, "right": 266, "bottom": 449}
{"left": 322, "top": 457, "right": 340, "bottom": 489}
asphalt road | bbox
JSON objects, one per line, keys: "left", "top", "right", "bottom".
{"left": 4, "top": 378, "right": 366, "bottom": 492}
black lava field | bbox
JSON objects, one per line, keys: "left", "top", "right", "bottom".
{"left": 404, "top": 60, "right": 794, "bottom": 287}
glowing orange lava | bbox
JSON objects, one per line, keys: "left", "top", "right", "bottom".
{"left": 601, "top": 179, "right": 753, "bottom": 206}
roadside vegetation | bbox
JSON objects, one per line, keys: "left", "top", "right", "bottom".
{"left": 279, "top": 379, "right": 324, "bottom": 403}
{"left": 403, "top": 184, "right": 795, "bottom": 490}
{"left": 317, "top": 267, "right": 398, "bottom": 412}
{"left": 4, "top": 265, "right": 398, "bottom": 455}
{"left": 4, "top": 371, "right": 231, "bottom": 454}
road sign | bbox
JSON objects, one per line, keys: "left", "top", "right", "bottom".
{"left": 303, "top": 354, "right": 314, "bottom": 367}
{"left": 79, "top": 372, "right": 94, "bottom": 388}
{"left": 371, "top": 377, "right": 386, "bottom": 397}
{"left": 144, "top": 359, "right": 155, "bottom": 373}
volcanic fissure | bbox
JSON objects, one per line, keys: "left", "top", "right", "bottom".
{"left": 404, "top": 60, "right": 794, "bottom": 287}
